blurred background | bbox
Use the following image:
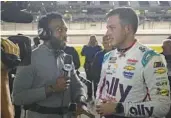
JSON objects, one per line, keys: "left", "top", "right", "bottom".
{"left": 1, "top": 1, "right": 171, "bottom": 66}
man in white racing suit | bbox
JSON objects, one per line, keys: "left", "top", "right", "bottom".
{"left": 95, "top": 7, "right": 170, "bottom": 118}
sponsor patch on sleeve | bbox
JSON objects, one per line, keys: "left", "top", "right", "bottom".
{"left": 141, "top": 50, "right": 158, "bottom": 67}
{"left": 154, "top": 68, "right": 166, "bottom": 74}
{"left": 129, "top": 105, "right": 154, "bottom": 117}
{"left": 153, "top": 61, "right": 165, "bottom": 68}
{"left": 156, "top": 80, "right": 168, "bottom": 87}
{"left": 156, "top": 88, "right": 169, "bottom": 96}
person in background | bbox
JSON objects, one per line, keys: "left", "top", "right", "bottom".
{"left": 162, "top": 37, "right": 171, "bottom": 85}
{"left": 162, "top": 36, "right": 171, "bottom": 118}
{"left": 91, "top": 35, "right": 114, "bottom": 98}
{"left": 63, "top": 37, "right": 80, "bottom": 70}
{"left": 81, "top": 35, "right": 102, "bottom": 101}
{"left": 32, "top": 37, "right": 40, "bottom": 50}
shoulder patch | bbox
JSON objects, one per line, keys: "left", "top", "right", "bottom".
{"left": 139, "top": 46, "right": 147, "bottom": 52}
{"left": 103, "top": 52, "right": 111, "bottom": 63}
{"left": 141, "top": 50, "right": 159, "bottom": 67}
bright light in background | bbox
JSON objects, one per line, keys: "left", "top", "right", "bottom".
{"left": 82, "top": 10, "right": 87, "bottom": 13}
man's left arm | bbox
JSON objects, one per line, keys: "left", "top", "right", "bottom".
{"left": 71, "top": 69, "right": 87, "bottom": 103}
{"left": 70, "top": 70, "right": 96, "bottom": 117}
{"left": 72, "top": 47, "right": 80, "bottom": 70}
{"left": 97, "top": 54, "right": 170, "bottom": 118}
{"left": 121, "top": 54, "right": 170, "bottom": 117}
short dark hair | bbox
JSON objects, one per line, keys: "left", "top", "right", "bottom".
{"left": 90, "top": 35, "right": 96, "bottom": 39}
{"left": 38, "top": 12, "right": 63, "bottom": 29}
{"left": 107, "top": 7, "right": 138, "bottom": 34}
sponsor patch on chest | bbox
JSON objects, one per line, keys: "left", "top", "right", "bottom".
{"left": 127, "top": 59, "right": 138, "bottom": 65}
{"left": 109, "top": 57, "right": 117, "bottom": 63}
{"left": 123, "top": 71, "right": 134, "bottom": 79}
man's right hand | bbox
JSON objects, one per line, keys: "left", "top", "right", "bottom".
{"left": 54, "top": 76, "right": 70, "bottom": 92}
{"left": 45, "top": 76, "right": 70, "bottom": 97}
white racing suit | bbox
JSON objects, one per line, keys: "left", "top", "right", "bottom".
{"left": 96, "top": 41, "right": 170, "bottom": 118}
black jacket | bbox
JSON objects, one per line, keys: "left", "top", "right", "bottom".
{"left": 64, "top": 46, "right": 80, "bottom": 70}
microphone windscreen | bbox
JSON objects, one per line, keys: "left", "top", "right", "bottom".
{"left": 64, "top": 54, "right": 72, "bottom": 65}
{"left": 63, "top": 54, "right": 73, "bottom": 72}
{"left": 1, "top": 9, "right": 33, "bottom": 23}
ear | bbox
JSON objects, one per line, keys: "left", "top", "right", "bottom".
{"left": 124, "top": 24, "right": 132, "bottom": 34}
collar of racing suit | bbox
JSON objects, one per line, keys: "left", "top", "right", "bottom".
{"left": 117, "top": 39, "right": 137, "bottom": 57}
{"left": 117, "top": 39, "right": 137, "bottom": 53}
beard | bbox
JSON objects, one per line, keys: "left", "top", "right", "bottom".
{"left": 49, "top": 36, "right": 65, "bottom": 50}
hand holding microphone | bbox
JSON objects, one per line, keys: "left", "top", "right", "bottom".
{"left": 45, "top": 54, "right": 72, "bottom": 96}
{"left": 45, "top": 76, "right": 70, "bottom": 95}
{"left": 56, "top": 54, "right": 73, "bottom": 91}
{"left": 55, "top": 75, "right": 70, "bottom": 92}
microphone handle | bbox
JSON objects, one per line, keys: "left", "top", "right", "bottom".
{"left": 68, "top": 71, "right": 71, "bottom": 79}
{"left": 63, "top": 70, "right": 71, "bottom": 80}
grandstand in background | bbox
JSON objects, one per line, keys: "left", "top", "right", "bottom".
{"left": 1, "top": 1, "right": 171, "bottom": 26}
{"left": 2, "top": 1, "right": 171, "bottom": 22}
{"left": 1, "top": 1, "right": 171, "bottom": 45}
{"left": 1, "top": 1, "right": 171, "bottom": 31}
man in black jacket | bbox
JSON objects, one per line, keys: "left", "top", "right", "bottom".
{"left": 81, "top": 35, "right": 102, "bottom": 101}
{"left": 63, "top": 38, "right": 80, "bottom": 70}
{"left": 91, "top": 35, "right": 113, "bottom": 97}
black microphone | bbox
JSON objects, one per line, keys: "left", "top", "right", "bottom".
{"left": 1, "top": 9, "right": 33, "bottom": 23}
{"left": 63, "top": 55, "right": 77, "bottom": 115}
{"left": 63, "top": 54, "right": 73, "bottom": 79}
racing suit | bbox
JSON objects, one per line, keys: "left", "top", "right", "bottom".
{"left": 96, "top": 41, "right": 170, "bottom": 118}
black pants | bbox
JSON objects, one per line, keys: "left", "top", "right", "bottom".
{"left": 93, "top": 81, "right": 98, "bottom": 98}
{"left": 84, "top": 62, "right": 93, "bottom": 99}
{"left": 85, "top": 70, "right": 93, "bottom": 99}
{"left": 14, "top": 105, "right": 21, "bottom": 118}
